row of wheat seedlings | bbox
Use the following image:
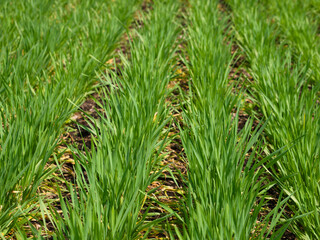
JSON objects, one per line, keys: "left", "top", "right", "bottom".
{"left": 268, "top": 1, "right": 320, "bottom": 238}
{"left": 267, "top": 0, "right": 320, "bottom": 82}
{"left": 172, "top": 0, "right": 286, "bottom": 239}
{"left": 45, "top": 0, "right": 181, "bottom": 239}
{"left": 229, "top": 0, "right": 320, "bottom": 238}
{"left": 0, "top": 0, "right": 138, "bottom": 237}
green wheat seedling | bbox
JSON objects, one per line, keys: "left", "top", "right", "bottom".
{"left": 175, "top": 0, "right": 288, "bottom": 239}
{"left": 48, "top": 0, "right": 181, "bottom": 239}
{"left": 0, "top": 0, "right": 137, "bottom": 237}
{"left": 229, "top": 0, "right": 320, "bottom": 238}
{"left": 266, "top": 0, "right": 320, "bottom": 82}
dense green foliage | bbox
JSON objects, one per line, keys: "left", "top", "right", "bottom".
{"left": 50, "top": 1, "right": 180, "bottom": 239}
{"left": 177, "top": 0, "right": 286, "bottom": 239}
{"left": 229, "top": 0, "right": 320, "bottom": 238}
{"left": 0, "top": 0, "right": 137, "bottom": 237}
{"left": 0, "top": 0, "right": 319, "bottom": 239}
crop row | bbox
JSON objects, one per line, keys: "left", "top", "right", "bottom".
{"left": 229, "top": 0, "right": 320, "bottom": 238}
{"left": 0, "top": 0, "right": 138, "bottom": 237}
